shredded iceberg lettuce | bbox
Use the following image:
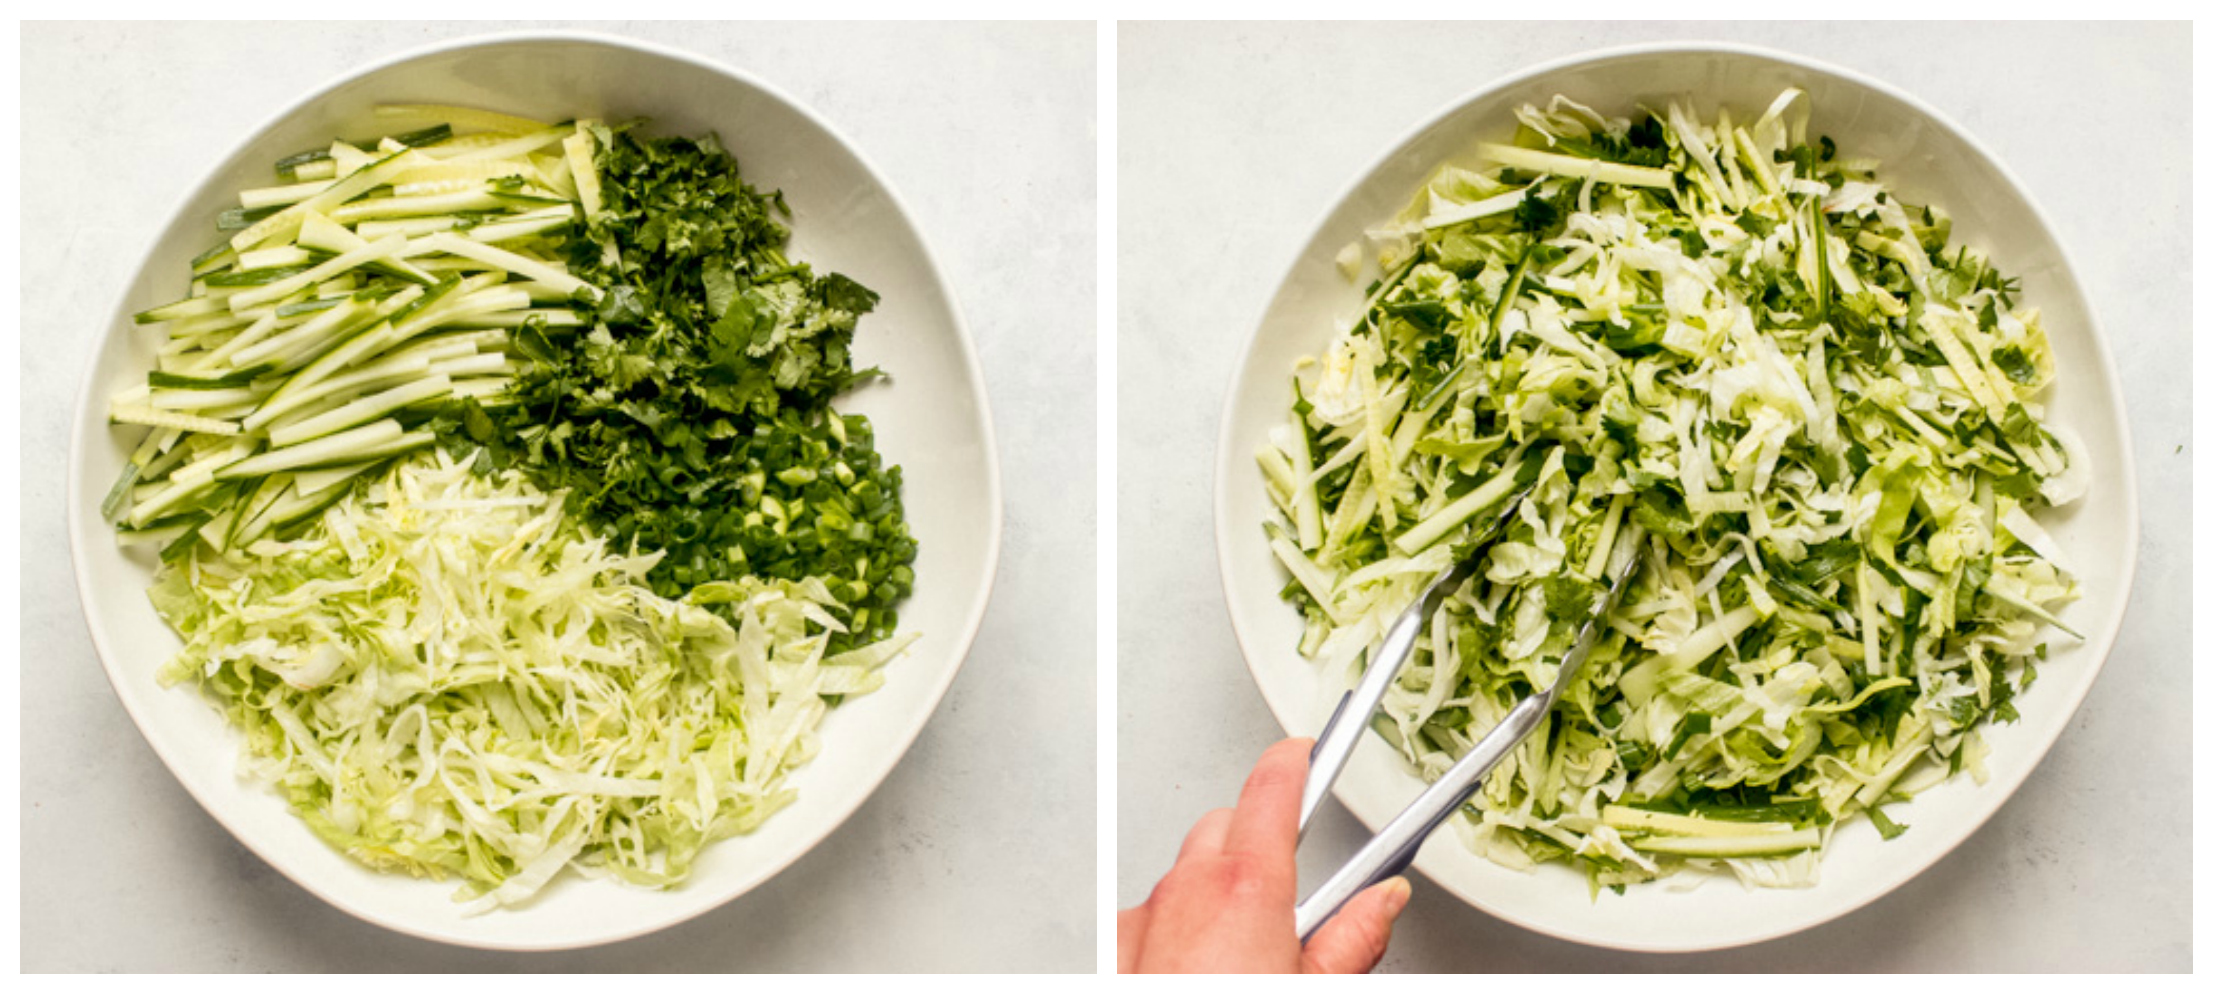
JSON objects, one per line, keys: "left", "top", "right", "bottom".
{"left": 150, "top": 451, "right": 915, "bottom": 909}
{"left": 1264, "top": 90, "right": 2082, "bottom": 890}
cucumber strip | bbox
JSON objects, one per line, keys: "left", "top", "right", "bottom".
{"left": 160, "top": 513, "right": 220, "bottom": 560}
{"left": 363, "top": 125, "right": 454, "bottom": 157}
{"left": 182, "top": 312, "right": 287, "bottom": 374}
{"left": 134, "top": 294, "right": 227, "bottom": 325}
{"left": 341, "top": 286, "right": 525, "bottom": 367}
{"left": 230, "top": 489, "right": 301, "bottom": 549}
{"left": 293, "top": 460, "right": 380, "bottom": 499}
{"left": 246, "top": 329, "right": 478, "bottom": 432}
{"left": 260, "top": 369, "right": 426, "bottom": 437}
{"left": 354, "top": 215, "right": 466, "bottom": 240}
{"left": 159, "top": 324, "right": 236, "bottom": 355}
{"left": 165, "top": 438, "right": 258, "bottom": 486}
{"left": 436, "top": 353, "right": 516, "bottom": 379}
{"left": 298, "top": 210, "right": 437, "bottom": 284}
{"left": 251, "top": 319, "right": 394, "bottom": 416}
{"left": 276, "top": 296, "right": 347, "bottom": 318}
{"left": 374, "top": 103, "right": 551, "bottom": 137}
{"left": 148, "top": 365, "right": 273, "bottom": 390}
{"left": 443, "top": 125, "right": 572, "bottom": 164}
{"left": 513, "top": 280, "right": 587, "bottom": 303}
{"left": 486, "top": 188, "right": 570, "bottom": 208}
{"left": 419, "top": 233, "right": 595, "bottom": 298}
{"left": 381, "top": 203, "right": 570, "bottom": 241}
{"left": 115, "top": 519, "right": 200, "bottom": 549}
{"left": 109, "top": 404, "right": 240, "bottom": 435}
{"left": 269, "top": 375, "right": 453, "bottom": 448}
{"left": 190, "top": 243, "right": 239, "bottom": 275}
{"left": 323, "top": 430, "right": 436, "bottom": 466}
{"left": 294, "top": 210, "right": 357, "bottom": 253}
{"left": 1393, "top": 451, "right": 1536, "bottom": 554}
{"left": 215, "top": 420, "right": 405, "bottom": 480}
{"left": 233, "top": 298, "right": 367, "bottom": 363}
{"left": 229, "top": 297, "right": 370, "bottom": 370}
{"left": 329, "top": 190, "right": 505, "bottom": 225}
{"left": 287, "top": 127, "right": 447, "bottom": 169}
{"left": 504, "top": 204, "right": 578, "bottom": 225}
{"left": 240, "top": 179, "right": 337, "bottom": 211}
{"left": 398, "top": 286, "right": 532, "bottom": 334}
{"left": 230, "top": 149, "right": 426, "bottom": 252}
{"left": 236, "top": 246, "right": 315, "bottom": 270}
{"left": 130, "top": 445, "right": 251, "bottom": 526}
{"left": 533, "top": 149, "right": 577, "bottom": 201}
{"left": 225, "top": 473, "right": 294, "bottom": 548}
{"left": 205, "top": 263, "right": 317, "bottom": 288}
{"left": 409, "top": 133, "right": 526, "bottom": 159}
{"left": 125, "top": 425, "right": 176, "bottom": 467}
{"left": 229, "top": 233, "right": 407, "bottom": 311}
{"left": 405, "top": 254, "right": 526, "bottom": 273}
{"left": 1601, "top": 806, "right": 1802, "bottom": 838}
{"left": 217, "top": 204, "right": 284, "bottom": 232}
{"left": 196, "top": 508, "right": 239, "bottom": 554}
{"left": 136, "top": 431, "right": 201, "bottom": 483}
{"left": 391, "top": 159, "right": 541, "bottom": 189}
{"left": 329, "top": 141, "right": 376, "bottom": 178}
{"left": 274, "top": 146, "right": 332, "bottom": 175}
{"left": 448, "top": 377, "right": 514, "bottom": 400}
{"left": 246, "top": 279, "right": 451, "bottom": 421}
{"left": 565, "top": 125, "right": 603, "bottom": 216}
{"left": 147, "top": 385, "right": 263, "bottom": 411}
{"left": 1626, "top": 828, "right": 1821, "bottom": 857}
{"left": 167, "top": 302, "right": 268, "bottom": 340}
{"left": 157, "top": 341, "right": 216, "bottom": 366}
{"left": 268, "top": 472, "right": 371, "bottom": 539}
{"left": 467, "top": 213, "right": 572, "bottom": 244}
{"left": 194, "top": 399, "right": 266, "bottom": 421}
{"left": 101, "top": 461, "right": 144, "bottom": 522}
{"left": 448, "top": 309, "right": 585, "bottom": 330}
{"left": 1477, "top": 142, "right": 1679, "bottom": 188}
{"left": 287, "top": 158, "right": 338, "bottom": 182}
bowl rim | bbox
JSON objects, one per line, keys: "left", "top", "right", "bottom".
{"left": 1210, "top": 38, "right": 2141, "bottom": 953}
{"left": 65, "top": 27, "right": 1006, "bottom": 952}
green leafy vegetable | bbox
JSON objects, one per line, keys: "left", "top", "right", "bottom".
{"left": 468, "top": 122, "right": 915, "bottom": 651}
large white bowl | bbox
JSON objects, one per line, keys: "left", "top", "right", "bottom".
{"left": 67, "top": 32, "right": 1003, "bottom": 951}
{"left": 1214, "top": 43, "right": 2138, "bottom": 953}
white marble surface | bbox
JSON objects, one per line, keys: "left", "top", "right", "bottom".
{"left": 1117, "top": 22, "right": 2190, "bottom": 972}
{"left": 21, "top": 21, "right": 1096, "bottom": 972}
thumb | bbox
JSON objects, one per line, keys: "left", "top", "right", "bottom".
{"left": 1302, "top": 876, "right": 1413, "bottom": 974}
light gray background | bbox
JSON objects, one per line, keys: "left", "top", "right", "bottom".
{"left": 1118, "top": 21, "right": 2190, "bottom": 972}
{"left": 22, "top": 21, "right": 1096, "bottom": 973}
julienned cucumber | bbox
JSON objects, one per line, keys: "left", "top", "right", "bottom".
{"left": 107, "top": 105, "right": 604, "bottom": 555}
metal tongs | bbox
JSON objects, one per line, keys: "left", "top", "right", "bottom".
{"left": 1294, "top": 494, "right": 1646, "bottom": 940}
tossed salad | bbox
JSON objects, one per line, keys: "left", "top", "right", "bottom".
{"left": 106, "top": 104, "right": 915, "bottom": 908}
{"left": 1260, "top": 90, "right": 2083, "bottom": 890}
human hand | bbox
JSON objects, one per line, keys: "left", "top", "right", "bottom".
{"left": 1118, "top": 737, "right": 1412, "bottom": 973}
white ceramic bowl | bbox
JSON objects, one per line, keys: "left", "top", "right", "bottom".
{"left": 1214, "top": 43, "right": 2138, "bottom": 952}
{"left": 67, "top": 32, "right": 1002, "bottom": 951}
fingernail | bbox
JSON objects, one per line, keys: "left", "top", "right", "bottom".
{"left": 1380, "top": 876, "right": 1413, "bottom": 913}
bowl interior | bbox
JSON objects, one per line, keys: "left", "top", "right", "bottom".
{"left": 69, "top": 35, "right": 1000, "bottom": 950}
{"left": 1215, "top": 45, "right": 2137, "bottom": 952}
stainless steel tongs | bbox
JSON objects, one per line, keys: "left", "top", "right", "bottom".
{"left": 1293, "top": 503, "right": 1646, "bottom": 940}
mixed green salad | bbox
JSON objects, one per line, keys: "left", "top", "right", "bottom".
{"left": 105, "top": 104, "right": 916, "bottom": 909}
{"left": 1260, "top": 90, "right": 2083, "bottom": 890}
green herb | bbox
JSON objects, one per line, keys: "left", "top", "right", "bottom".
{"left": 466, "top": 123, "right": 914, "bottom": 651}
